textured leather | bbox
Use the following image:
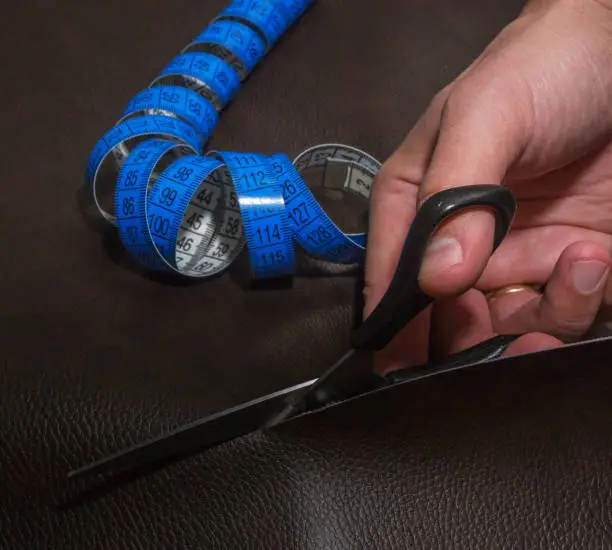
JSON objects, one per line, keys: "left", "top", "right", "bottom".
{"left": 5, "top": 0, "right": 612, "bottom": 548}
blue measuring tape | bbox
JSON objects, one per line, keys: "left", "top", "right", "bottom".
{"left": 86, "top": 114, "right": 208, "bottom": 224}
{"left": 86, "top": 0, "right": 382, "bottom": 279}
{"left": 216, "top": 0, "right": 293, "bottom": 46}
{"left": 119, "top": 86, "right": 219, "bottom": 136}
{"left": 151, "top": 52, "right": 241, "bottom": 112}
{"left": 183, "top": 19, "right": 267, "bottom": 79}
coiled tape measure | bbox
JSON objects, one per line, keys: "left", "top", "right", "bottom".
{"left": 86, "top": 0, "right": 382, "bottom": 280}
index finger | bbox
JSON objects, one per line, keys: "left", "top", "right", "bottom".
{"left": 363, "top": 89, "right": 449, "bottom": 318}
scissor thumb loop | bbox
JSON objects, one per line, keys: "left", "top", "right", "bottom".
{"left": 415, "top": 85, "right": 525, "bottom": 298}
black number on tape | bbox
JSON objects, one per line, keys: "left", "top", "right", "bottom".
{"left": 160, "top": 187, "right": 178, "bottom": 206}
{"left": 211, "top": 242, "right": 230, "bottom": 258}
{"left": 122, "top": 197, "right": 135, "bottom": 216}
{"left": 188, "top": 100, "right": 202, "bottom": 115}
{"left": 255, "top": 224, "right": 280, "bottom": 244}
{"left": 125, "top": 170, "right": 138, "bottom": 187}
{"left": 150, "top": 214, "right": 171, "bottom": 236}
{"left": 306, "top": 225, "right": 332, "bottom": 246}
{"left": 186, "top": 213, "right": 203, "bottom": 230}
{"left": 234, "top": 155, "right": 257, "bottom": 167}
{"left": 177, "top": 236, "right": 194, "bottom": 252}
{"left": 225, "top": 216, "right": 240, "bottom": 236}
{"left": 126, "top": 226, "right": 138, "bottom": 243}
{"left": 290, "top": 201, "right": 310, "bottom": 225}
{"left": 356, "top": 177, "right": 370, "bottom": 190}
{"left": 260, "top": 250, "right": 286, "bottom": 266}
{"left": 239, "top": 170, "right": 265, "bottom": 187}
{"left": 252, "top": 201, "right": 275, "bottom": 216}
{"left": 196, "top": 188, "right": 214, "bottom": 205}
{"left": 281, "top": 180, "right": 296, "bottom": 200}
{"left": 162, "top": 91, "right": 180, "bottom": 103}
{"left": 193, "top": 261, "right": 214, "bottom": 273}
{"left": 173, "top": 167, "right": 194, "bottom": 182}
{"left": 194, "top": 59, "right": 210, "bottom": 71}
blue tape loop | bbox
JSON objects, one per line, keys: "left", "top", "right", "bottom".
{"left": 183, "top": 19, "right": 266, "bottom": 79}
{"left": 146, "top": 154, "right": 248, "bottom": 277}
{"left": 114, "top": 139, "right": 198, "bottom": 272}
{"left": 211, "top": 151, "right": 295, "bottom": 278}
{"left": 291, "top": 144, "right": 379, "bottom": 257}
{"left": 216, "top": 0, "right": 292, "bottom": 46}
{"left": 151, "top": 52, "right": 241, "bottom": 111}
{"left": 270, "top": 150, "right": 369, "bottom": 264}
{"left": 118, "top": 86, "right": 219, "bottom": 137}
{"left": 86, "top": 114, "right": 207, "bottom": 224}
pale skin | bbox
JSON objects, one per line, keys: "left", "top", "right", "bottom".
{"left": 364, "top": 0, "right": 612, "bottom": 373}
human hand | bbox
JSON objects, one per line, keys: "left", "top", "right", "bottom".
{"left": 364, "top": 0, "right": 612, "bottom": 373}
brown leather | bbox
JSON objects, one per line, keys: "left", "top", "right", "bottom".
{"left": 6, "top": 0, "right": 612, "bottom": 548}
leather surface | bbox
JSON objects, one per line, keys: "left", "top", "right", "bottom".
{"left": 5, "top": 0, "right": 612, "bottom": 548}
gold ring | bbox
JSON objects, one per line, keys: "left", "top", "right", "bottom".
{"left": 485, "top": 283, "right": 543, "bottom": 305}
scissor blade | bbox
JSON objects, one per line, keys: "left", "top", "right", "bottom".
{"left": 68, "top": 378, "right": 316, "bottom": 479}
{"left": 268, "top": 348, "right": 386, "bottom": 425}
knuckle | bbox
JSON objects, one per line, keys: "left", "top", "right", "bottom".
{"left": 430, "top": 84, "right": 453, "bottom": 111}
{"left": 442, "top": 81, "right": 483, "bottom": 120}
{"left": 549, "top": 312, "right": 595, "bottom": 340}
{"left": 371, "top": 166, "right": 418, "bottom": 200}
{"left": 444, "top": 73, "right": 516, "bottom": 122}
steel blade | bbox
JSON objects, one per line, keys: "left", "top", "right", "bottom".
{"left": 68, "top": 378, "right": 317, "bottom": 479}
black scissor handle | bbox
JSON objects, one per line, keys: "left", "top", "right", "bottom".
{"left": 351, "top": 184, "right": 517, "bottom": 351}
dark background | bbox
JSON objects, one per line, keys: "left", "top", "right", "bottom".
{"left": 9, "top": 1, "right": 612, "bottom": 549}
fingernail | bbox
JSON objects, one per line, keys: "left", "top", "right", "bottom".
{"left": 420, "top": 236, "right": 464, "bottom": 278}
{"left": 570, "top": 260, "right": 609, "bottom": 294}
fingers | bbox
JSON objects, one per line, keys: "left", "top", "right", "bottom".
{"left": 383, "top": 240, "right": 608, "bottom": 371}
{"left": 372, "top": 307, "right": 432, "bottom": 376}
{"left": 363, "top": 87, "right": 451, "bottom": 317}
{"left": 501, "top": 332, "right": 564, "bottom": 356}
{"left": 489, "top": 240, "right": 612, "bottom": 340}
{"left": 416, "top": 77, "right": 530, "bottom": 298}
{"left": 476, "top": 225, "right": 612, "bottom": 291}
{"left": 429, "top": 288, "right": 564, "bottom": 360}
{"left": 429, "top": 288, "right": 494, "bottom": 358}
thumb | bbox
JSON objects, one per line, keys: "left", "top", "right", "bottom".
{"left": 417, "top": 83, "right": 527, "bottom": 297}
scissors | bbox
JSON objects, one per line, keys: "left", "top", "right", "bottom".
{"left": 69, "top": 184, "right": 519, "bottom": 480}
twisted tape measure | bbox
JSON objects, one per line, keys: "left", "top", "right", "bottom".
{"left": 151, "top": 52, "right": 241, "bottom": 112}
{"left": 119, "top": 86, "right": 219, "bottom": 131}
{"left": 183, "top": 19, "right": 267, "bottom": 79}
{"left": 87, "top": 0, "right": 382, "bottom": 279}
{"left": 216, "top": 0, "right": 295, "bottom": 45}
{"left": 87, "top": 114, "right": 208, "bottom": 225}
{"left": 114, "top": 142, "right": 379, "bottom": 279}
